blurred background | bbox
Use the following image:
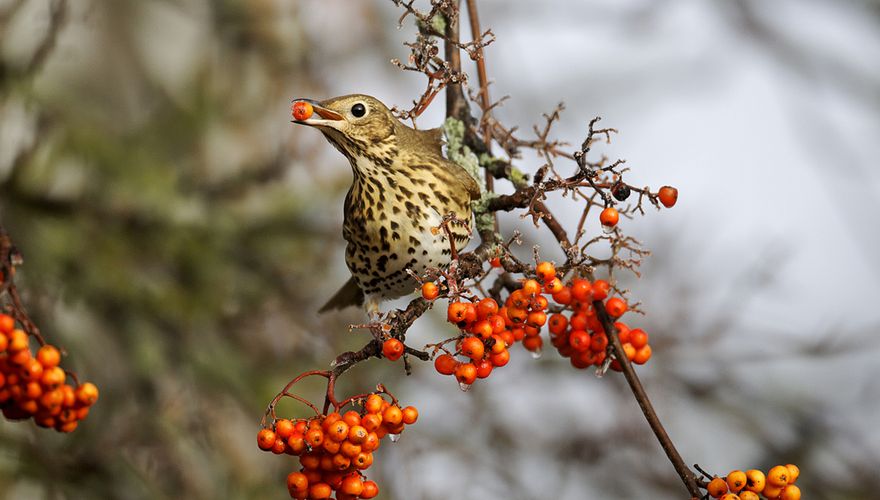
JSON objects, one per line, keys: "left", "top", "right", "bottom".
{"left": 1, "top": 0, "right": 879, "bottom": 499}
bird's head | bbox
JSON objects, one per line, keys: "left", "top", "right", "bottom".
{"left": 291, "top": 94, "right": 397, "bottom": 159}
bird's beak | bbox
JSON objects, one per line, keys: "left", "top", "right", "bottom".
{"left": 291, "top": 98, "right": 344, "bottom": 128}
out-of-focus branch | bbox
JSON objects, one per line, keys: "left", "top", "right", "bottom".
{"left": 593, "top": 299, "right": 701, "bottom": 498}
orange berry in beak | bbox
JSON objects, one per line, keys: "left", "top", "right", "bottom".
{"left": 292, "top": 101, "right": 314, "bottom": 121}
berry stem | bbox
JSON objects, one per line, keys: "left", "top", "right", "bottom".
{"left": 593, "top": 299, "right": 701, "bottom": 498}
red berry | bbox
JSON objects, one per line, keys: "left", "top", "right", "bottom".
{"left": 460, "top": 336, "right": 485, "bottom": 361}
{"left": 658, "top": 186, "right": 678, "bottom": 208}
{"left": 604, "top": 297, "right": 627, "bottom": 318}
{"left": 600, "top": 207, "right": 619, "bottom": 227}
{"left": 570, "top": 279, "right": 592, "bottom": 302}
{"left": 421, "top": 282, "right": 439, "bottom": 300}
{"left": 592, "top": 280, "right": 610, "bottom": 301}
{"left": 455, "top": 363, "right": 477, "bottom": 385}
{"left": 382, "top": 338, "right": 405, "bottom": 361}
{"left": 291, "top": 101, "right": 314, "bottom": 121}
{"left": 434, "top": 353, "right": 458, "bottom": 375}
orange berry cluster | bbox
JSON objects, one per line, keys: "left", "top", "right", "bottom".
{"left": 0, "top": 313, "right": 98, "bottom": 432}
{"left": 257, "top": 393, "right": 417, "bottom": 499}
{"left": 431, "top": 287, "right": 541, "bottom": 388}
{"left": 526, "top": 264, "right": 653, "bottom": 371}
{"left": 706, "top": 465, "right": 801, "bottom": 500}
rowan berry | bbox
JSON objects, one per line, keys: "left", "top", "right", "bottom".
{"left": 632, "top": 345, "right": 651, "bottom": 365}
{"left": 785, "top": 464, "right": 799, "bottom": 484}
{"left": 401, "top": 406, "right": 418, "bottom": 424}
{"left": 522, "top": 335, "right": 542, "bottom": 353}
{"left": 475, "top": 358, "right": 493, "bottom": 379}
{"left": 568, "top": 330, "right": 590, "bottom": 352}
{"left": 629, "top": 328, "right": 648, "bottom": 349}
{"left": 344, "top": 426, "right": 365, "bottom": 446}
{"left": 353, "top": 451, "right": 373, "bottom": 469}
{"left": 340, "top": 475, "right": 365, "bottom": 496}
{"left": 274, "top": 419, "right": 295, "bottom": 440}
{"left": 570, "top": 350, "right": 592, "bottom": 369}
{"left": 548, "top": 314, "right": 568, "bottom": 334}
{"left": 489, "top": 257, "right": 502, "bottom": 268}
{"left": 531, "top": 295, "right": 549, "bottom": 311}
{"left": 526, "top": 311, "right": 547, "bottom": 328}
{"left": 287, "top": 471, "right": 308, "bottom": 492}
{"left": 745, "top": 469, "right": 766, "bottom": 493}
{"left": 361, "top": 414, "right": 381, "bottom": 433}
{"left": 521, "top": 279, "right": 541, "bottom": 297}
{"left": 658, "top": 185, "right": 678, "bottom": 207}
{"left": 780, "top": 484, "right": 801, "bottom": 500}
{"left": 382, "top": 338, "right": 404, "bottom": 361}
{"left": 707, "top": 477, "right": 729, "bottom": 498}
{"left": 463, "top": 303, "right": 478, "bottom": 324}
{"left": 570, "top": 279, "right": 592, "bottom": 302}
{"left": 75, "top": 382, "right": 99, "bottom": 406}
{"left": 611, "top": 182, "right": 631, "bottom": 201}
{"left": 718, "top": 494, "right": 741, "bottom": 500}
{"left": 434, "top": 354, "right": 457, "bottom": 375}
{"left": 762, "top": 485, "right": 783, "bottom": 499}
{"left": 342, "top": 410, "right": 361, "bottom": 427}
{"left": 476, "top": 298, "right": 499, "bottom": 319}
{"left": 360, "top": 480, "right": 379, "bottom": 499}
{"left": 322, "top": 412, "right": 341, "bottom": 430}
{"left": 308, "top": 482, "right": 331, "bottom": 499}
{"left": 447, "top": 302, "right": 468, "bottom": 323}
{"left": 506, "top": 307, "right": 527, "bottom": 324}
{"left": 305, "top": 427, "right": 324, "bottom": 447}
{"left": 551, "top": 287, "right": 572, "bottom": 305}
{"left": 738, "top": 492, "right": 760, "bottom": 500}
{"left": 8, "top": 329, "right": 28, "bottom": 352}
{"left": 291, "top": 101, "right": 314, "bottom": 121}
{"left": 592, "top": 280, "right": 610, "bottom": 301}
{"left": 614, "top": 322, "right": 631, "bottom": 343}
{"left": 21, "top": 359, "right": 43, "bottom": 381}
{"left": 0, "top": 314, "right": 13, "bottom": 334}
{"left": 489, "top": 349, "right": 510, "bottom": 367}
{"left": 470, "top": 320, "right": 493, "bottom": 339}
{"left": 287, "top": 433, "right": 306, "bottom": 454}
{"left": 421, "top": 282, "right": 439, "bottom": 300}
{"left": 604, "top": 297, "right": 627, "bottom": 318}
{"left": 381, "top": 405, "right": 403, "bottom": 426}
{"left": 271, "top": 437, "right": 288, "bottom": 454}
{"left": 361, "top": 432, "right": 380, "bottom": 452}
{"left": 508, "top": 289, "right": 528, "bottom": 309}
{"left": 488, "top": 314, "right": 506, "bottom": 334}
{"left": 536, "top": 261, "right": 556, "bottom": 281}
{"left": 600, "top": 207, "right": 619, "bottom": 227}
{"left": 590, "top": 333, "right": 608, "bottom": 352}
{"left": 257, "top": 428, "right": 277, "bottom": 450}
{"left": 506, "top": 328, "right": 521, "bottom": 344}
{"left": 327, "top": 420, "right": 350, "bottom": 442}
{"left": 36, "top": 345, "right": 61, "bottom": 368}
{"left": 490, "top": 335, "right": 507, "bottom": 354}
{"left": 459, "top": 337, "right": 484, "bottom": 361}
{"left": 364, "top": 394, "right": 384, "bottom": 414}
{"left": 767, "top": 465, "right": 789, "bottom": 487}
{"left": 544, "top": 278, "right": 564, "bottom": 294}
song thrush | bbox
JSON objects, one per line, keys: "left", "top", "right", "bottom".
{"left": 291, "top": 94, "right": 480, "bottom": 315}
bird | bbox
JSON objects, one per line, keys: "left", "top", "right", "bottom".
{"left": 290, "top": 94, "right": 480, "bottom": 316}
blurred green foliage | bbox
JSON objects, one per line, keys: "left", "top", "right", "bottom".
{"left": 0, "top": 1, "right": 370, "bottom": 498}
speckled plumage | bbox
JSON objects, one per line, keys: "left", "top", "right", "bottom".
{"left": 292, "top": 94, "right": 480, "bottom": 314}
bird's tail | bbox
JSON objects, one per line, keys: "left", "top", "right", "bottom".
{"left": 318, "top": 277, "right": 364, "bottom": 313}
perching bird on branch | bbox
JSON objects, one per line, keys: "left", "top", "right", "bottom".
{"left": 291, "top": 94, "right": 480, "bottom": 316}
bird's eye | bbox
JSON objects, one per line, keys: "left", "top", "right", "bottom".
{"left": 351, "top": 103, "right": 366, "bottom": 118}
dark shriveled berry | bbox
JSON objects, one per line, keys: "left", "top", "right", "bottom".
{"left": 611, "top": 182, "right": 631, "bottom": 201}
